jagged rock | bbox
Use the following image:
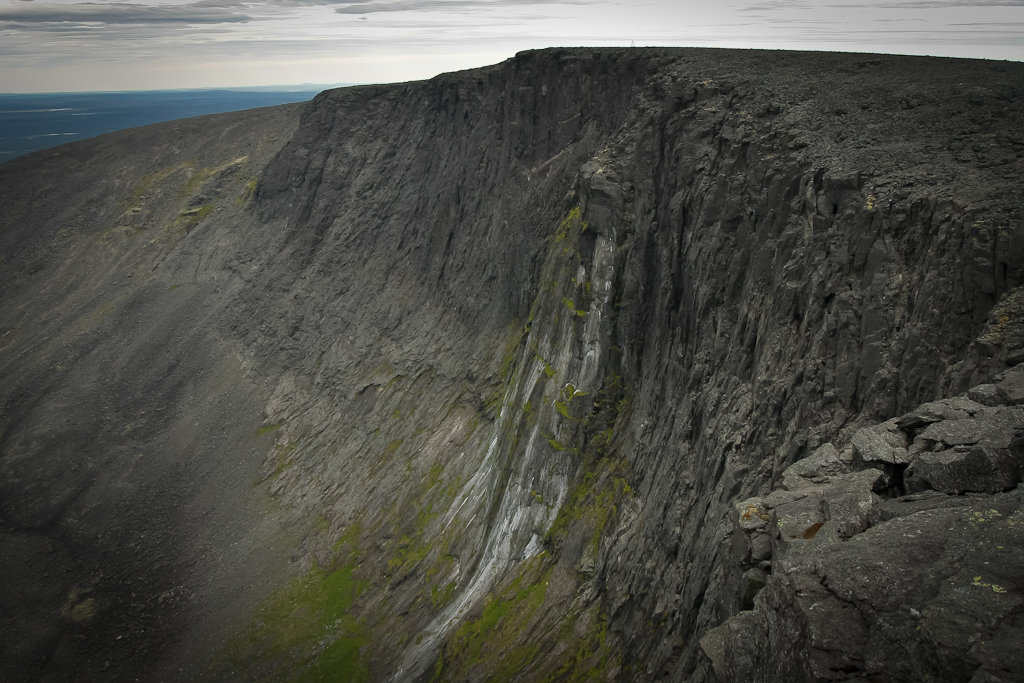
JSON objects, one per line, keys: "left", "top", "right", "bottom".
{"left": 749, "top": 531, "right": 772, "bottom": 563}
{"left": 736, "top": 497, "right": 771, "bottom": 530}
{"left": 699, "top": 610, "right": 763, "bottom": 681}
{"left": 852, "top": 419, "right": 911, "bottom": 465}
{"left": 741, "top": 567, "right": 769, "bottom": 608}
{"left": 915, "top": 407, "right": 1024, "bottom": 449}
{"left": 780, "top": 443, "right": 850, "bottom": 490}
{"left": 997, "top": 364, "right": 1024, "bottom": 405}
{"left": 974, "top": 287, "right": 1024, "bottom": 367}
{"left": 968, "top": 383, "right": 1002, "bottom": 407}
{"left": 772, "top": 492, "right": 825, "bottom": 547}
{"left": 898, "top": 396, "right": 986, "bottom": 430}
{"left": 763, "top": 488, "right": 806, "bottom": 509}
{"left": 710, "top": 385, "right": 1024, "bottom": 682}
{"left": 718, "top": 486, "right": 1024, "bottom": 681}
{"left": 906, "top": 445, "right": 1021, "bottom": 494}
{"left": 822, "top": 469, "right": 885, "bottom": 538}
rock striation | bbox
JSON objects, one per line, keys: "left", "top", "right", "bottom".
{"left": 0, "top": 48, "right": 1023, "bottom": 681}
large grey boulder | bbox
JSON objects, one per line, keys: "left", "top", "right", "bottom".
{"left": 906, "top": 445, "right": 1020, "bottom": 494}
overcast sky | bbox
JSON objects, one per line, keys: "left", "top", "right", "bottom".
{"left": 0, "top": 0, "right": 1021, "bottom": 92}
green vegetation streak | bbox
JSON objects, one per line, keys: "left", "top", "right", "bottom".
{"left": 434, "top": 555, "right": 551, "bottom": 681}
{"left": 226, "top": 549, "right": 370, "bottom": 680}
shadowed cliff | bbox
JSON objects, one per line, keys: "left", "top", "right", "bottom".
{"left": 1, "top": 48, "right": 1022, "bottom": 681}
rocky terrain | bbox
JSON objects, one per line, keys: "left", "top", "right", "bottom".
{"left": 1, "top": 48, "right": 1022, "bottom": 681}
{"left": 703, "top": 364, "right": 1024, "bottom": 681}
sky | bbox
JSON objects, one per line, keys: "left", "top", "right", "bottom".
{"left": 0, "top": 0, "right": 1022, "bottom": 92}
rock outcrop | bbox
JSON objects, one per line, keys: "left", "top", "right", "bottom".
{"left": 703, "top": 364, "right": 1024, "bottom": 681}
{"left": 1, "top": 48, "right": 1022, "bottom": 681}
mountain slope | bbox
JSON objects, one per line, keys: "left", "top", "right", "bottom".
{"left": 1, "top": 48, "right": 1022, "bottom": 681}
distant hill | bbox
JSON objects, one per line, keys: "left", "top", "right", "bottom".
{"left": 0, "top": 86, "right": 347, "bottom": 163}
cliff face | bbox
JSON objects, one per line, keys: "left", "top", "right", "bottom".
{"left": 1, "top": 48, "right": 1022, "bottom": 681}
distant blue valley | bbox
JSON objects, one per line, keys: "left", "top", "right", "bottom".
{"left": 0, "top": 87, "right": 335, "bottom": 164}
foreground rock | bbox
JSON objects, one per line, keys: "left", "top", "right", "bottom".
{"left": 704, "top": 365, "right": 1024, "bottom": 681}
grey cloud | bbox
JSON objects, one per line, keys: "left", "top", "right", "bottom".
{"left": 0, "top": 1, "right": 252, "bottom": 24}
{"left": 743, "top": 0, "right": 1023, "bottom": 9}
{"left": 884, "top": 0, "right": 1024, "bottom": 5}
{"left": 836, "top": 0, "right": 1024, "bottom": 6}
{"left": 332, "top": 0, "right": 597, "bottom": 14}
{"left": 738, "top": 1, "right": 812, "bottom": 12}
{"left": 192, "top": 0, "right": 252, "bottom": 8}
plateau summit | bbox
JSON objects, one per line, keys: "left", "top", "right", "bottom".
{"left": 1, "top": 48, "right": 1022, "bottom": 681}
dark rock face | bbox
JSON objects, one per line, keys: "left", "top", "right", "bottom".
{"left": 0, "top": 48, "right": 1022, "bottom": 681}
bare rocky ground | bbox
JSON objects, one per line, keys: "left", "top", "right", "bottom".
{"left": 0, "top": 104, "right": 305, "bottom": 680}
{"left": 1, "top": 48, "right": 1022, "bottom": 681}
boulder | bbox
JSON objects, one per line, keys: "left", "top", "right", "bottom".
{"left": 852, "top": 419, "right": 910, "bottom": 465}
{"left": 915, "top": 407, "right": 1024, "bottom": 450}
{"left": 780, "top": 443, "right": 850, "bottom": 490}
{"left": 967, "top": 384, "right": 1001, "bottom": 407}
{"left": 822, "top": 469, "right": 885, "bottom": 538}
{"left": 996, "top": 364, "right": 1024, "bottom": 405}
{"left": 905, "top": 445, "right": 1020, "bottom": 494}
{"left": 897, "top": 396, "right": 985, "bottom": 430}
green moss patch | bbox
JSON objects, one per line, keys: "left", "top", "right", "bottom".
{"left": 554, "top": 205, "right": 586, "bottom": 244}
{"left": 240, "top": 177, "right": 259, "bottom": 203}
{"left": 176, "top": 204, "right": 213, "bottom": 233}
{"left": 433, "top": 556, "right": 624, "bottom": 681}
{"left": 545, "top": 457, "right": 632, "bottom": 554}
{"left": 435, "top": 555, "right": 552, "bottom": 682}
{"left": 484, "top": 321, "right": 528, "bottom": 418}
{"left": 257, "top": 421, "right": 283, "bottom": 437}
{"left": 224, "top": 559, "right": 370, "bottom": 682}
{"left": 554, "top": 609, "right": 621, "bottom": 681}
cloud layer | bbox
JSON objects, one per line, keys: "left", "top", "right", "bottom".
{"left": 0, "top": 2, "right": 252, "bottom": 24}
{"left": 0, "top": 0, "right": 1020, "bottom": 91}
